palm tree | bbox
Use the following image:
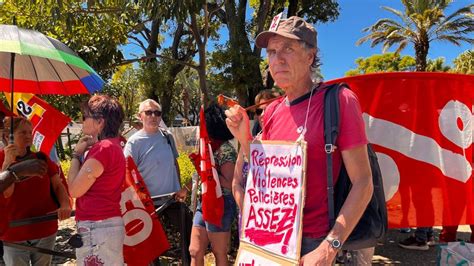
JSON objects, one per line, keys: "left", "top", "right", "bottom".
{"left": 357, "top": 0, "right": 473, "bottom": 71}
{"left": 426, "top": 57, "right": 451, "bottom": 72}
{"left": 452, "top": 50, "right": 473, "bottom": 74}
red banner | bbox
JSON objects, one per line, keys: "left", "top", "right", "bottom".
{"left": 198, "top": 107, "right": 224, "bottom": 227}
{"left": 121, "top": 156, "right": 169, "bottom": 266}
{"left": 5, "top": 93, "right": 70, "bottom": 155}
{"left": 329, "top": 72, "right": 474, "bottom": 228}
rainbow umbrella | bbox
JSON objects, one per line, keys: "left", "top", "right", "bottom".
{"left": 0, "top": 25, "right": 104, "bottom": 95}
{"left": 0, "top": 25, "right": 104, "bottom": 140}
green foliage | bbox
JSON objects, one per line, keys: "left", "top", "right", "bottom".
{"left": 177, "top": 152, "right": 196, "bottom": 187}
{"left": 452, "top": 50, "right": 473, "bottom": 74}
{"left": 0, "top": 1, "right": 136, "bottom": 79}
{"left": 345, "top": 53, "right": 416, "bottom": 76}
{"left": 136, "top": 60, "right": 182, "bottom": 125}
{"left": 345, "top": 53, "right": 452, "bottom": 76}
{"left": 174, "top": 69, "right": 202, "bottom": 126}
{"left": 249, "top": 0, "right": 340, "bottom": 24}
{"left": 426, "top": 57, "right": 451, "bottom": 72}
{"left": 0, "top": 1, "right": 140, "bottom": 119}
{"left": 109, "top": 65, "right": 144, "bottom": 123}
{"left": 42, "top": 94, "right": 89, "bottom": 121}
{"left": 357, "top": 0, "right": 474, "bottom": 71}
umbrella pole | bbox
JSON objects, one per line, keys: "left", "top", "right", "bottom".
{"left": 9, "top": 53, "right": 15, "bottom": 144}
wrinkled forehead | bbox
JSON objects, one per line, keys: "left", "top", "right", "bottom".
{"left": 267, "top": 35, "right": 302, "bottom": 49}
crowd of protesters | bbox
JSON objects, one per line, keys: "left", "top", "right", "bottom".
{"left": 0, "top": 15, "right": 472, "bottom": 266}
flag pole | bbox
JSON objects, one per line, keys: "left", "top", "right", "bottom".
{"left": 9, "top": 17, "right": 16, "bottom": 144}
{"left": 9, "top": 52, "right": 15, "bottom": 144}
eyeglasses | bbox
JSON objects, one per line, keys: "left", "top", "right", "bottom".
{"left": 143, "top": 110, "right": 162, "bottom": 117}
{"left": 255, "top": 108, "right": 264, "bottom": 115}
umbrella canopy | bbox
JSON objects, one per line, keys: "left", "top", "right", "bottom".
{"left": 0, "top": 24, "right": 104, "bottom": 95}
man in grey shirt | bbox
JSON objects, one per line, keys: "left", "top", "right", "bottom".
{"left": 124, "top": 99, "right": 192, "bottom": 264}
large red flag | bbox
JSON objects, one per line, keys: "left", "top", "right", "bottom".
{"left": 198, "top": 106, "right": 224, "bottom": 227}
{"left": 121, "top": 156, "right": 170, "bottom": 266}
{"left": 328, "top": 72, "right": 473, "bottom": 228}
{"left": 5, "top": 93, "right": 70, "bottom": 155}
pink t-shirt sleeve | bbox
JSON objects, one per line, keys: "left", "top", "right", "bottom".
{"left": 337, "top": 88, "right": 368, "bottom": 151}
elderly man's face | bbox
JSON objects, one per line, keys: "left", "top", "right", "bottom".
{"left": 267, "top": 35, "right": 314, "bottom": 91}
{"left": 139, "top": 102, "right": 162, "bottom": 133}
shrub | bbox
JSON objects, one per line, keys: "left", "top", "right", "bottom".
{"left": 60, "top": 159, "right": 71, "bottom": 176}
{"left": 177, "top": 152, "right": 197, "bottom": 186}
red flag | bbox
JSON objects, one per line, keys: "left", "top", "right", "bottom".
{"left": 198, "top": 106, "right": 224, "bottom": 227}
{"left": 328, "top": 72, "right": 473, "bottom": 228}
{"left": 5, "top": 93, "right": 70, "bottom": 155}
{"left": 121, "top": 156, "right": 170, "bottom": 266}
{"left": 0, "top": 100, "right": 16, "bottom": 117}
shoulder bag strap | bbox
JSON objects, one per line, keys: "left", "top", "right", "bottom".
{"left": 324, "top": 83, "right": 345, "bottom": 228}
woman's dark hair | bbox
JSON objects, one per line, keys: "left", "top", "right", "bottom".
{"left": 205, "top": 103, "right": 233, "bottom": 141}
{"left": 81, "top": 95, "right": 124, "bottom": 140}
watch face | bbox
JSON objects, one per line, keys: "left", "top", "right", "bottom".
{"left": 332, "top": 239, "right": 342, "bottom": 249}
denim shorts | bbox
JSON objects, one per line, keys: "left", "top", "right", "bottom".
{"left": 76, "top": 216, "right": 125, "bottom": 266}
{"left": 193, "top": 189, "right": 236, "bottom": 232}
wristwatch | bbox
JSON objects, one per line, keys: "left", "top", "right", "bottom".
{"left": 325, "top": 236, "right": 342, "bottom": 250}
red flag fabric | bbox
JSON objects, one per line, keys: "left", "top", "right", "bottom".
{"left": 328, "top": 72, "right": 473, "bottom": 228}
{"left": 0, "top": 100, "right": 16, "bottom": 117}
{"left": 5, "top": 93, "right": 70, "bottom": 155}
{"left": 121, "top": 156, "right": 170, "bottom": 266}
{"left": 198, "top": 106, "right": 224, "bottom": 227}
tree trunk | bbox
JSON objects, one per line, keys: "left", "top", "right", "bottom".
{"left": 415, "top": 34, "right": 429, "bottom": 72}
{"left": 189, "top": 3, "right": 210, "bottom": 108}
{"left": 287, "top": 0, "right": 299, "bottom": 17}
{"left": 252, "top": 0, "right": 271, "bottom": 56}
{"left": 147, "top": 19, "right": 160, "bottom": 57}
{"left": 161, "top": 22, "right": 196, "bottom": 124}
{"left": 161, "top": 63, "right": 186, "bottom": 124}
{"left": 224, "top": 0, "right": 265, "bottom": 106}
{"left": 143, "top": 19, "right": 161, "bottom": 107}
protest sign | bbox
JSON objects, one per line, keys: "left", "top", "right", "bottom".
{"left": 236, "top": 140, "right": 306, "bottom": 265}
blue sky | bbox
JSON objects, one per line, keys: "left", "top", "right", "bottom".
{"left": 317, "top": 0, "right": 472, "bottom": 80}
{"left": 123, "top": 0, "right": 472, "bottom": 81}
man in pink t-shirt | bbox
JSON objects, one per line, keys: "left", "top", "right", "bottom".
{"left": 226, "top": 16, "right": 374, "bottom": 265}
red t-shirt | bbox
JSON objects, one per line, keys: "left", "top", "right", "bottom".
{"left": 262, "top": 87, "right": 368, "bottom": 239}
{"left": 75, "top": 137, "right": 125, "bottom": 221}
{"left": 0, "top": 150, "right": 59, "bottom": 241}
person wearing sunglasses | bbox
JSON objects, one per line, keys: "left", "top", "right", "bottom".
{"left": 251, "top": 89, "right": 282, "bottom": 137}
{"left": 124, "top": 99, "right": 192, "bottom": 264}
{"left": 67, "top": 95, "right": 126, "bottom": 265}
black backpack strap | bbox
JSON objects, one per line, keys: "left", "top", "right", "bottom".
{"left": 324, "top": 82, "right": 348, "bottom": 228}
